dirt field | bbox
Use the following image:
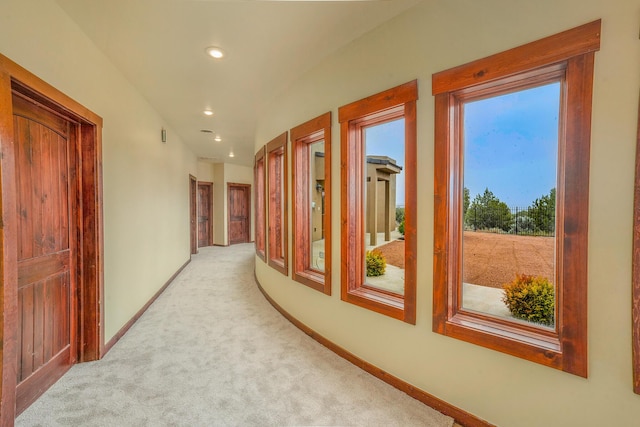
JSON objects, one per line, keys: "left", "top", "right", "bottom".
{"left": 374, "top": 232, "right": 554, "bottom": 289}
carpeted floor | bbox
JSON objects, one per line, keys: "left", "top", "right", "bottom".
{"left": 16, "top": 243, "right": 453, "bottom": 427}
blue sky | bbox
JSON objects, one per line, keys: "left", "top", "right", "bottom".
{"left": 464, "top": 82, "right": 560, "bottom": 207}
{"left": 364, "top": 118, "right": 405, "bottom": 207}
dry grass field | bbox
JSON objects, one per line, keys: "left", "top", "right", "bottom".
{"left": 375, "top": 232, "right": 554, "bottom": 289}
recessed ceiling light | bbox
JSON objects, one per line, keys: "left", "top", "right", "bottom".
{"left": 205, "top": 46, "right": 225, "bottom": 59}
{"left": 229, "top": 151, "right": 235, "bottom": 158}
{"left": 203, "top": 110, "right": 214, "bottom": 116}
{"left": 214, "top": 135, "right": 222, "bottom": 142}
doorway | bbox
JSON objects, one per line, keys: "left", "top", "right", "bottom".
{"left": 197, "top": 182, "right": 213, "bottom": 247}
{"left": 0, "top": 55, "right": 104, "bottom": 421}
{"left": 228, "top": 183, "right": 251, "bottom": 245}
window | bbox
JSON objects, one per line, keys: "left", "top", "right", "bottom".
{"left": 432, "top": 20, "right": 600, "bottom": 376}
{"left": 267, "top": 132, "right": 288, "bottom": 275}
{"left": 254, "top": 147, "right": 266, "bottom": 261}
{"left": 291, "top": 112, "right": 332, "bottom": 294}
{"left": 339, "top": 81, "right": 417, "bottom": 324}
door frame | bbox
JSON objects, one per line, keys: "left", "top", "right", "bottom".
{"left": 189, "top": 175, "right": 198, "bottom": 255}
{"left": 0, "top": 55, "right": 104, "bottom": 422}
{"left": 227, "top": 183, "right": 251, "bottom": 245}
{"left": 197, "top": 181, "right": 214, "bottom": 247}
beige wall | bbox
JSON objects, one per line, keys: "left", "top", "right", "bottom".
{"left": 197, "top": 161, "right": 216, "bottom": 183}
{"left": 0, "top": 0, "right": 198, "bottom": 341}
{"left": 254, "top": 1, "right": 640, "bottom": 425}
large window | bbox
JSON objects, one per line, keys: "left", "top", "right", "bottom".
{"left": 339, "top": 81, "right": 417, "bottom": 324}
{"left": 291, "top": 112, "right": 332, "bottom": 294}
{"left": 267, "top": 132, "right": 288, "bottom": 276}
{"left": 432, "top": 20, "right": 600, "bottom": 376}
{"left": 254, "top": 147, "right": 266, "bottom": 261}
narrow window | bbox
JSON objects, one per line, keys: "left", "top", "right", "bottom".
{"left": 339, "top": 81, "right": 417, "bottom": 324}
{"left": 432, "top": 20, "right": 600, "bottom": 376}
{"left": 291, "top": 112, "right": 332, "bottom": 294}
{"left": 254, "top": 147, "right": 266, "bottom": 261}
{"left": 267, "top": 132, "right": 288, "bottom": 275}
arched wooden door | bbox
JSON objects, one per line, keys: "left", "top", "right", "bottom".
{"left": 13, "top": 94, "right": 77, "bottom": 413}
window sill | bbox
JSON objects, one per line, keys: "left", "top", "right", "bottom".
{"left": 343, "top": 286, "right": 408, "bottom": 323}
{"left": 439, "top": 311, "right": 564, "bottom": 369}
{"left": 268, "top": 258, "right": 287, "bottom": 276}
{"left": 293, "top": 269, "right": 330, "bottom": 295}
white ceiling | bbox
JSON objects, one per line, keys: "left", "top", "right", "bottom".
{"left": 54, "top": 0, "right": 421, "bottom": 166}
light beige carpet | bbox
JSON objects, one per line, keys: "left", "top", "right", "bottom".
{"left": 17, "top": 243, "right": 454, "bottom": 427}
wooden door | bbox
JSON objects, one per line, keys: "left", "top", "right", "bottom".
{"left": 228, "top": 184, "right": 250, "bottom": 245}
{"left": 13, "top": 94, "right": 77, "bottom": 413}
{"left": 197, "top": 182, "right": 213, "bottom": 247}
{"left": 189, "top": 176, "right": 197, "bottom": 254}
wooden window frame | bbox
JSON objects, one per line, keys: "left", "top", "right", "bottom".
{"left": 432, "top": 20, "right": 600, "bottom": 377}
{"left": 633, "top": 93, "right": 640, "bottom": 394}
{"left": 267, "top": 132, "right": 288, "bottom": 276}
{"left": 254, "top": 147, "right": 266, "bottom": 261}
{"left": 291, "top": 112, "right": 332, "bottom": 294}
{"left": 339, "top": 81, "right": 418, "bottom": 324}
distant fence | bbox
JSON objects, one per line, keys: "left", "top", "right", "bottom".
{"left": 464, "top": 205, "right": 555, "bottom": 237}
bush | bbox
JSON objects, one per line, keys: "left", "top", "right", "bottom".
{"left": 366, "top": 250, "right": 386, "bottom": 277}
{"left": 395, "top": 207, "right": 405, "bottom": 224}
{"left": 398, "top": 219, "right": 405, "bottom": 235}
{"left": 509, "top": 214, "right": 536, "bottom": 235}
{"left": 502, "top": 274, "right": 555, "bottom": 326}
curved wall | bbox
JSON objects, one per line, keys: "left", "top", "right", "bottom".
{"left": 255, "top": 0, "right": 640, "bottom": 425}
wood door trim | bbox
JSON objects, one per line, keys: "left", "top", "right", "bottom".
{"left": 0, "top": 54, "right": 104, "bottom": 422}
{"left": 189, "top": 175, "right": 197, "bottom": 255}
{"left": 227, "top": 183, "right": 251, "bottom": 245}
{"left": 197, "top": 181, "right": 214, "bottom": 247}
{"left": 633, "top": 92, "right": 640, "bottom": 394}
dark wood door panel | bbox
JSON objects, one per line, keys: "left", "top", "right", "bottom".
{"left": 197, "top": 183, "right": 212, "bottom": 247}
{"left": 228, "top": 184, "right": 250, "bottom": 244}
{"left": 17, "top": 273, "right": 70, "bottom": 382}
{"left": 13, "top": 93, "right": 76, "bottom": 414}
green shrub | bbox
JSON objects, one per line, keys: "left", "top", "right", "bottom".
{"left": 395, "top": 207, "right": 405, "bottom": 224}
{"left": 502, "top": 274, "right": 555, "bottom": 326}
{"left": 366, "top": 250, "right": 386, "bottom": 277}
{"left": 398, "top": 219, "right": 405, "bottom": 235}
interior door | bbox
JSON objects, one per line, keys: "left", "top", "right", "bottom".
{"left": 190, "top": 176, "right": 197, "bottom": 254}
{"left": 197, "top": 182, "right": 213, "bottom": 247}
{"left": 13, "top": 94, "right": 77, "bottom": 414}
{"left": 228, "top": 184, "right": 250, "bottom": 245}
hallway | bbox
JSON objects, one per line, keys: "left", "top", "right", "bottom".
{"left": 17, "top": 244, "right": 452, "bottom": 426}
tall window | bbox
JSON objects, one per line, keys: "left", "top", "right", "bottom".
{"left": 267, "top": 132, "right": 288, "bottom": 276}
{"left": 291, "top": 112, "right": 332, "bottom": 294}
{"left": 339, "top": 81, "right": 417, "bottom": 324}
{"left": 432, "top": 20, "right": 600, "bottom": 376}
{"left": 254, "top": 147, "right": 266, "bottom": 261}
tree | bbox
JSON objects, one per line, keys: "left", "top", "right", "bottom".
{"left": 463, "top": 187, "right": 470, "bottom": 217}
{"left": 528, "top": 188, "right": 556, "bottom": 234}
{"left": 465, "top": 188, "right": 512, "bottom": 232}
